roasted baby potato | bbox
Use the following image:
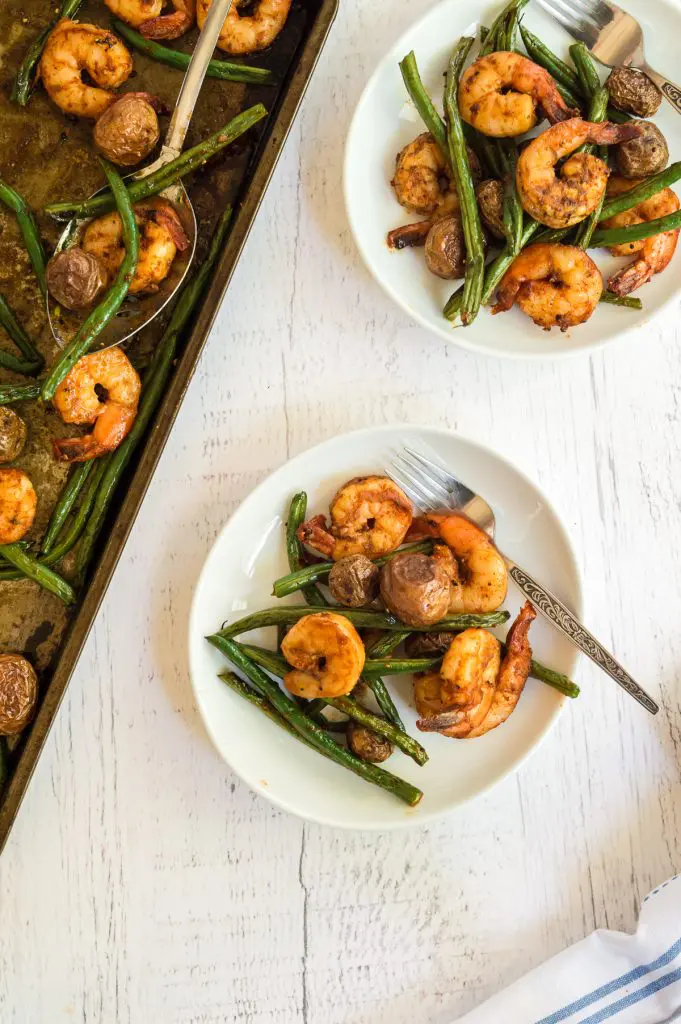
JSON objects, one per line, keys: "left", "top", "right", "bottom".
{"left": 93, "top": 93, "right": 161, "bottom": 167}
{"left": 46, "top": 248, "right": 107, "bottom": 311}
{"left": 346, "top": 720, "right": 393, "bottom": 763}
{"left": 405, "top": 631, "right": 454, "bottom": 658}
{"left": 0, "top": 407, "right": 27, "bottom": 464}
{"left": 424, "top": 215, "right": 466, "bottom": 279}
{"left": 476, "top": 178, "right": 506, "bottom": 239}
{"left": 379, "top": 552, "right": 451, "bottom": 628}
{"left": 616, "top": 121, "right": 669, "bottom": 178}
{"left": 328, "top": 553, "right": 379, "bottom": 607}
{"left": 0, "top": 654, "right": 38, "bottom": 736}
{"left": 607, "top": 67, "right": 662, "bottom": 118}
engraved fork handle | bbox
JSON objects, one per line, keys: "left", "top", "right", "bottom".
{"left": 638, "top": 62, "right": 681, "bottom": 117}
{"left": 506, "top": 562, "right": 659, "bottom": 715}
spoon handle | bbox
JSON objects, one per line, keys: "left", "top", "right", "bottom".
{"left": 164, "top": 0, "right": 234, "bottom": 160}
{"left": 505, "top": 561, "right": 659, "bottom": 715}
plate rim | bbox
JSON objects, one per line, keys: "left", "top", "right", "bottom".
{"left": 342, "top": 0, "right": 681, "bottom": 361}
{"left": 187, "top": 423, "right": 584, "bottom": 830}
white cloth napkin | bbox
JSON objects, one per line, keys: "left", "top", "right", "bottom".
{"left": 455, "top": 875, "right": 681, "bottom": 1024}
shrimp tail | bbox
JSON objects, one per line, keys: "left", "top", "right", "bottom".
{"left": 541, "top": 98, "right": 580, "bottom": 125}
{"left": 491, "top": 279, "right": 521, "bottom": 315}
{"left": 140, "top": 11, "right": 193, "bottom": 39}
{"left": 387, "top": 221, "right": 432, "bottom": 249}
{"left": 607, "top": 259, "right": 653, "bottom": 296}
{"left": 588, "top": 121, "right": 643, "bottom": 145}
{"left": 505, "top": 600, "right": 536, "bottom": 655}
{"left": 152, "top": 206, "right": 190, "bottom": 251}
{"left": 52, "top": 435, "right": 108, "bottom": 463}
{"left": 296, "top": 514, "right": 335, "bottom": 558}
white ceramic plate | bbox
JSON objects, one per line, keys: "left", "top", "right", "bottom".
{"left": 188, "top": 425, "right": 583, "bottom": 830}
{"left": 344, "top": 0, "right": 681, "bottom": 359}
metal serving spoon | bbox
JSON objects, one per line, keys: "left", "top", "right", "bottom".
{"left": 387, "top": 445, "right": 659, "bottom": 716}
{"left": 48, "top": 0, "right": 233, "bottom": 351}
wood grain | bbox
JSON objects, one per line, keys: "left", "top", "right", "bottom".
{"left": 2, "top": 0, "right": 681, "bottom": 1020}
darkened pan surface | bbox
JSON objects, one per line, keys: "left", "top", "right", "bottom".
{"left": 0, "top": 0, "right": 338, "bottom": 853}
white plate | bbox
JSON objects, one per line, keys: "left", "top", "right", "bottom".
{"left": 188, "top": 426, "right": 583, "bottom": 830}
{"left": 344, "top": 0, "right": 681, "bottom": 359}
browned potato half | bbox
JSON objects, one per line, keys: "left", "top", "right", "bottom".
{"left": 0, "top": 654, "right": 38, "bottom": 736}
{"left": 476, "top": 179, "right": 506, "bottom": 239}
{"left": 607, "top": 67, "right": 662, "bottom": 118}
{"left": 93, "top": 93, "right": 161, "bottom": 167}
{"left": 405, "top": 631, "right": 454, "bottom": 658}
{"left": 379, "top": 552, "right": 451, "bottom": 628}
{"left": 0, "top": 407, "right": 27, "bottom": 463}
{"left": 346, "top": 720, "right": 393, "bottom": 763}
{"left": 616, "top": 121, "right": 669, "bottom": 178}
{"left": 46, "top": 248, "right": 107, "bottom": 311}
{"left": 425, "top": 216, "right": 465, "bottom": 280}
{"left": 328, "top": 553, "right": 379, "bottom": 607}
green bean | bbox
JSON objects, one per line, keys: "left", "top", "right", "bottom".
{"left": 518, "top": 25, "right": 582, "bottom": 98}
{"left": 480, "top": 0, "right": 529, "bottom": 56}
{"left": 532, "top": 226, "right": 574, "bottom": 246}
{"left": 218, "top": 605, "right": 510, "bottom": 640}
{"left": 599, "top": 163, "right": 681, "bottom": 220}
{"left": 11, "top": 0, "right": 84, "bottom": 106}
{"left": 575, "top": 88, "right": 609, "bottom": 248}
{"left": 0, "top": 348, "right": 41, "bottom": 376}
{"left": 606, "top": 106, "right": 632, "bottom": 124}
{"left": 112, "top": 21, "right": 275, "bottom": 84}
{"left": 45, "top": 105, "right": 267, "bottom": 221}
{"left": 0, "top": 544, "right": 75, "bottom": 604}
{"left": 362, "top": 676, "right": 404, "bottom": 731}
{"left": 41, "top": 161, "right": 139, "bottom": 402}
{"left": 208, "top": 636, "right": 423, "bottom": 806}
{"left": 285, "top": 492, "right": 326, "bottom": 607}
{"left": 399, "top": 52, "right": 448, "bottom": 165}
{"left": 272, "top": 541, "right": 433, "bottom": 598}
{"left": 528, "top": 659, "right": 580, "bottom": 698}
{"left": 498, "top": 140, "right": 524, "bottom": 254}
{"left": 219, "top": 670, "right": 324, "bottom": 748}
{"left": 590, "top": 211, "right": 681, "bottom": 247}
{"left": 599, "top": 291, "right": 643, "bottom": 310}
{"left": 365, "top": 657, "right": 440, "bottom": 675}
{"left": 366, "top": 631, "right": 411, "bottom": 658}
{"left": 41, "top": 462, "right": 93, "bottom": 555}
{"left": 74, "top": 207, "right": 234, "bottom": 578}
{"left": 445, "top": 39, "right": 486, "bottom": 325}
{"left": 0, "top": 296, "right": 44, "bottom": 372}
{"left": 0, "top": 382, "right": 40, "bottom": 404}
{"left": 569, "top": 42, "right": 601, "bottom": 98}
{"left": 0, "top": 180, "right": 47, "bottom": 297}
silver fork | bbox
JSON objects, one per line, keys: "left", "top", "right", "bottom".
{"left": 388, "top": 446, "right": 659, "bottom": 715}
{"left": 536, "top": 0, "right": 681, "bottom": 116}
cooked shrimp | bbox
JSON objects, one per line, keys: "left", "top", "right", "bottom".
{"left": 196, "top": 0, "right": 292, "bottom": 55}
{"left": 387, "top": 133, "right": 460, "bottom": 249}
{"left": 40, "top": 21, "right": 133, "bottom": 119}
{"left": 493, "top": 242, "right": 603, "bottom": 330}
{"left": 297, "top": 476, "right": 413, "bottom": 561}
{"left": 0, "top": 469, "right": 37, "bottom": 545}
{"left": 82, "top": 198, "right": 189, "bottom": 295}
{"left": 516, "top": 118, "right": 642, "bottom": 228}
{"left": 410, "top": 513, "right": 507, "bottom": 613}
{"left": 468, "top": 602, "right": 536, "bottom": 737}
{"left": 415, "top": 628, "right": 501, "bottom": 737}
{"left": 280, "top": 612, "right": 366, "bottom": 699}
{"left": 458, "top": 51, "right": 575, "bottom": 137}
{"left": 103, "top": 0, "right": 195, "bottom": 39}
{"left": 601, "top": 176, "right": 680, "bottom": 296}
{"left": 52, "top": 347, "right": 141, "bottom": 462}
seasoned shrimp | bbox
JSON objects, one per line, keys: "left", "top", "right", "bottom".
{"left": 40, "top": 21, "right": 133, "bottom": 119}
{"left": 297, "top": 476, "right": 413, "bottom": 561}
{"left": 52, "top": 347, "right": 141, "bottom": 462}
{"left": 493, "top": 242, "right": 603, "bottom": 330}
{"left": 410, "top": 512, "right": 507, "bottom": 613}
{"left": 0, "top": 469, "right": 37, "bottom": 545}
{"left": 280, "top": 612, "right": 366, "bottom": 699}
{"left": 415, "top": 628, "right": 501, "bottom": 737}
{"left": 602, "top": 176, "right": 680, "bottom": 296}
{"left": 458, "top": 51, "right": 575, "bottom": 137}
{"left": 196, "top": 0, "right": 292, "bottom": 55}
{"left": 468, "top": 602, "right": 536, "bottom": 737}
{"left": 104, "top": 0, "right": 195, "bottom": 39}
{"left": 387, "top": 133, "right": 460, "bottom": 249}
{"left": 82, "top": 198, "right": 189, "bottom": 295}
{"left": 516, "top": 118, "right": 642, "bottom": 228}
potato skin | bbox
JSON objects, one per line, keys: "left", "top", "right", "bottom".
{"left": 46, "top": 248, "right": 107, "bottom": 311}
{"left": 0, "top": 654, "right": 38, "bottom": 736}
{"left": 405, "top": 631, "right": 454, "bottom": 658}
{"left": 425, "top": 216, "right": 465, "bottom": 280}
{"left": 93, "top": 93, "right": 161, "bottom": 167}
{"left": 346, "top": 720, "right": 393, "bottom": 763}
{"left": 607, "top": 67, "right": 662, "bottom": 118}
{"left": 379, "top": 553, "right": 451, "bottom": 628}
{"left": 328, "top": 554, "right": 379, "bottom": 607}
{"left": 0, "top": 407, "right": 27, "bottom": 464}
{"left": 615, "top": 120, "right": 669, "bottom": 178}
{"left": 476, "top": 178, "right": 506, "bottom": 239}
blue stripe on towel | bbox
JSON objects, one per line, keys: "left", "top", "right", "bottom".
{"left": 577, "top": 966, "right": 681, "bottom": 1024}
{"left": 537, "top": 936, "right": 681, "bottom": 1024}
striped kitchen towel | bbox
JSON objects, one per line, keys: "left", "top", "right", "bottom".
{"left": 455, "top": 875, "right": 681, "bottom": 1024}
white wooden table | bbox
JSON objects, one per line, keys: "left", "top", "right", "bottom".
{"left": 2, "top": 2, "right": 681, "bottom": 1020}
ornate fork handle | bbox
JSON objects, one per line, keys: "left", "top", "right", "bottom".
{"left": 507, "top": 563, "right": 659, "bottom": 715}
{"left": 639, "top": 63, "right": 681, "bottom": 117}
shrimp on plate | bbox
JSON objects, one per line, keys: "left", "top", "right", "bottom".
{"left": 516, "top": 118, "right": 642, "bottom": 228}
{"left": 297, "top": 476, "right": 413, "bottom": 561}
{"left": 387, "top": 133, "right": 460, "bottom": 249}
{"left": 40, "top": 21, "right": 133, "bottom": 119}
{"left": 468, "top": 601, "right": 536, "bottom": 737}
{"left": 103, "top": 0, "right": 196, "bottom": 39}
{"left": 409, "top": 512, "right": 507, "bottom": 613}
{"left": 82, "top": 198, "right": 189, "bottom": 295}
{"left": 458, "top": 51, "right": 576, "bottom": 137}
{"left": 601, "top": 176, "right": 680, "bottom": 296}
{"left": 0, "top": 469, "right": 37, "bottom": 545}
{"left": 493, "top": 242, "right": 603, "bottom": 330}
{"left": 280, "top": 612, "right": 366, "bottom": 699}
{"left": 52, "top": 347, "right": 141, "bottom": 463}
{"left": 196, "top": 0, "right": 292, "bottom": 55}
